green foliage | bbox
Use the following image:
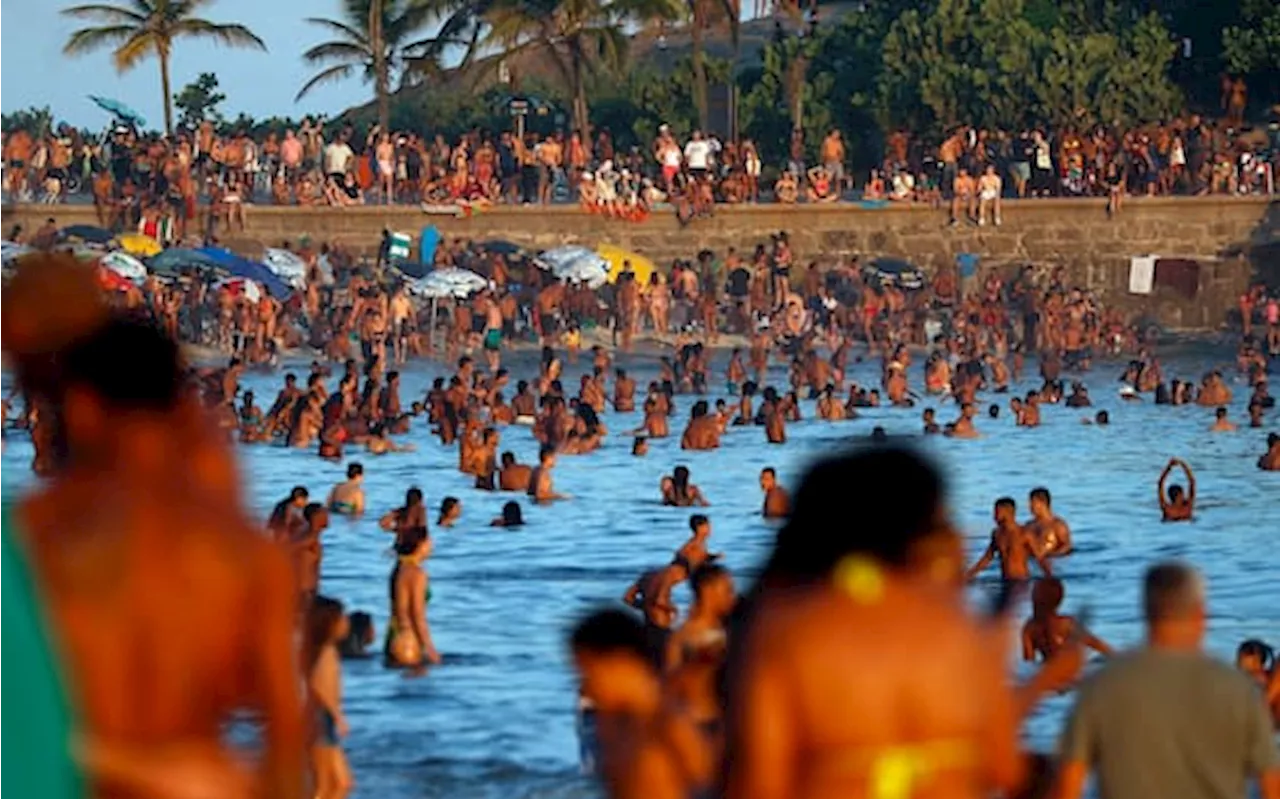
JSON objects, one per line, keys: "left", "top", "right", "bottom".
{"left": 173, "top": 72, "right": 226, "bottom": 128}
{"left": 877, "top": 0, "right": 1182, "bottom": 139}
{"left": 1222, "top": 0, "right": 1280, "bottom": 76}
{"left": 1, "top": 106, "right": 55, "bottom": 137}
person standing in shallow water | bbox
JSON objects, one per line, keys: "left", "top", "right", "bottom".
{"left": 759, "top": 467, "right": 790, "bottom": 518}
{"left": 327, "top": 462, "right": 365, "bottom": 516}
{"left": 1021, "top": 578, "right": 1112, "bottom": 662}
{"left": 305, "top": 596, "right": 353, "bottom": 799}
{"left": 1025, "top": 487, "right": 1073, "bottom": 557}
{"left": 386, "top": 526, "right": 442, "bottom": 667}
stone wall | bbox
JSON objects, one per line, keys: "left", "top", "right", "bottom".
{"left": 5, "top": 197, "right": 1275, "bottom": 330}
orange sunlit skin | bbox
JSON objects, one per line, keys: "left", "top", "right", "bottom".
{"left": 14, "top": 374, "right": 305, "bottom": 799}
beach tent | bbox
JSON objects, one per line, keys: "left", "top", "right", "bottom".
{"left": 596, "top": 244, "right": 655, "bottom": 285}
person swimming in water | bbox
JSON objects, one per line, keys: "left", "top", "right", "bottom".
{"left": 490, "top": 500, "right": 525, "bottom": 527}
{"left": 1210, "top": 406, "right": 1237, "bottom": 432}
{"left": 1157, "top": 458, "right": 1196, "bottom": 522}
{"left": 759, "top": 467, "right": 790, "bottom": 518}
{"left": 437, "top": 496, "right": 462, "bottom": 528}
{"left": 1021, "top": 577, "right": 1112, "bottom": 663}
{"left": 327, "top": 462, "right": 366, "bottom": 516}
{"left": 661, "top": 466, "right": 709, "bottom": 507}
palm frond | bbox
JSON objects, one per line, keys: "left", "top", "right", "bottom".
{"left": 301, "top": 41, "right": 371, "bottom": 65}
{"left": 296, "top": 63, "right": 360, "bottom": 100}
{"left": 113, "top": 30, "right": 161, "bottom": 71}
{"left": 60, "top": 3, "right": 147, "bottom": 24}
{"left": 169, "top": 19, "right": 268, "bottom": 50}
{"left": 303, "top": 16, "right": 370, "bottom": 46}
{"left": 62, "top": 24, "right": 141, "bottom": 56}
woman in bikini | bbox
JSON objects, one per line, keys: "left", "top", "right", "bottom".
{"left": 304, "top": 596, "right": 353, "bottom": 798}
{"left": 385, "top": 526, "right": 442, "bottom": 668}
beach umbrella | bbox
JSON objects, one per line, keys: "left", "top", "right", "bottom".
{"left": 116, "top": 232, "right": 162, "bottom": 257}
{"left": 422, "top": 266, "right": 487, "bottom": 296}
{"left": 1, "top": 240, "right": 32, "bottom": 265}
{"left": 59, "top": 224, "right": 114, "bottom": 245}
{"left": 596, "top": 244, "right": 655, "bottom": 285}
{"left": 478, "top": 239, "right": 527, "bottom": 261}
{"left": 195, "top": 247, "right": 290, "bottom": 298}
{"left": 537, "top": 246, "right": 609, "bottom": 289}
{"left": 88, "top": 95, "right": 146, "bottom": 128}
{"left": 863, "top": 257, "right": 926, "bottom": 291}
{"left": 262, "top": 247, "right": 308, "bottom": 289}
{"left": 99, "top": 251, "right": 147, "bottom": 282}
{"left": 147, "top": 247, "right": 226, "bottom": 276}
{"left": 404, "top": 278, "right": 458, "bottom": 299}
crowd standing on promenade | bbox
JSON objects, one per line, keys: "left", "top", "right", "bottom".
{"left": 4, "top": 206, "right": 1280, "bottom": 798}
{"left": 3, "top": 108, "right": 1277, "bottom": 234}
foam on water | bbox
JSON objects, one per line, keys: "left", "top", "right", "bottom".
{"left": 3, "top": 347, "right": 1277, "bottom": 797}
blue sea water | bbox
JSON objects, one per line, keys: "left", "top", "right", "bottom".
{"left": 3, "top": 345, "right": 1277, "bottom": 798}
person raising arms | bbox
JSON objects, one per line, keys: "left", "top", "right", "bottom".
{"left": 1157, "top": 458, "right": 1196, "bottom": 522}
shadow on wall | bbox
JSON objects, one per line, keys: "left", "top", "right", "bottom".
{"left": 1232, "top": 200, "right": 1280, "bottom": 291}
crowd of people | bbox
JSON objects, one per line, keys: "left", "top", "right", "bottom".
{"left": 3, "top": 237, "right": 1279, "bottom": 799}
{"left": 3, "top": 107, "right": 1276, "bottom": 233}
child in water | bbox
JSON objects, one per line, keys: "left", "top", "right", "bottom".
{"left": 306, "top": 596, "right": 353, "bottom": 798}
{"left": 1021, "top": 578, "right": 1113, "bottom": 663}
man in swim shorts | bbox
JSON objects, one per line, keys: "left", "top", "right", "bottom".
{"left": 482, "top": 291, "right": 504, "bottom": 373}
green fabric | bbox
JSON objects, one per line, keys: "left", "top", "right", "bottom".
{"left": 2, "top": 504, "right": 83, "bottom": 798}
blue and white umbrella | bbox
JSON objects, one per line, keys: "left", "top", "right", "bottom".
{"left": 263, "top": 247, "right": 308, "bottom": 289}
{"left": 536, "top": 245, "right": 609, "bottom": 289}
{"left": 1, "top": 240, "right": 32, "bottom": 265}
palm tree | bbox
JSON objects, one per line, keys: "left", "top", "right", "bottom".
{"left": 297, "top": 0, "right": 486, "bottom": 133}
{"left": 484, "top": 0, "right": 682, "bottom": 143}
{"left": 62, "top": 0, "right": 266, "bottom": 136}
{"left": 686, "top": 0, "right": 739, "bottom": 131}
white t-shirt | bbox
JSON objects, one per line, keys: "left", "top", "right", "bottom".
{"left": 324, "top": 142, "right": 353, "bottom": 175}
{"left": 684, "top": 140, "right": 711, "bottom": 170}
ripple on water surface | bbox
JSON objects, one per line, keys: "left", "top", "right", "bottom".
{"left": 3, "top": 348, "right": 1277, "bottom": 797}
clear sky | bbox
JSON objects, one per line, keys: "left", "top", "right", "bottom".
{"left": 1, "top": 0, "right": 379, "bottom": 128}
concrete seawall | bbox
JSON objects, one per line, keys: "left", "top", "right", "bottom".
{"left": 5, "top": 197, "right": 1276, "bottom": 330}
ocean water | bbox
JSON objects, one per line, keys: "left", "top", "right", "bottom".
{"left": 3, "top": 345, "right": 1277, "bottom": 798}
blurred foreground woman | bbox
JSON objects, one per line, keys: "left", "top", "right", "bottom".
{"left": 724, "top": 446, "right": 1070, "bottom": 799}
{"left": 2, "top": 256, "right": 305, "bottom": 798}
